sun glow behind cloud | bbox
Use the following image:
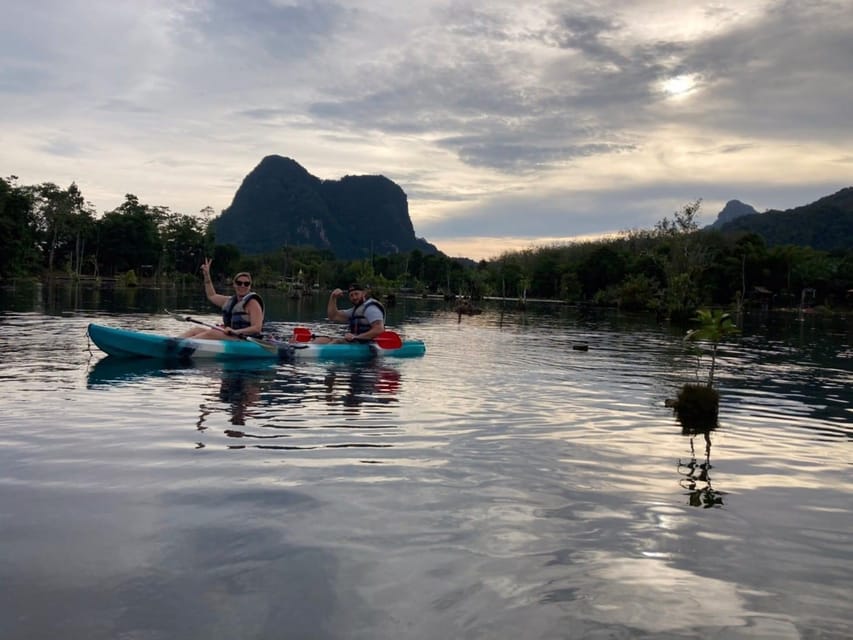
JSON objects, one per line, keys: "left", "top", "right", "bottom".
{"left": 660, "top": 74, "right": 700, "bottom": 99}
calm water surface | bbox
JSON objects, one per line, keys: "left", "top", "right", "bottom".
{"left": 1, "top": 283, "right": 851, "bottom": 639}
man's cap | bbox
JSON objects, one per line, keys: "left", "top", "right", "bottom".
{"left": 347, "top": 282, "right": 366, "bottom": 292}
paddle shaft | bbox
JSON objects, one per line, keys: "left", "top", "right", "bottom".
{"left": 166, "top": 311, "right": 278, "bottom": 352}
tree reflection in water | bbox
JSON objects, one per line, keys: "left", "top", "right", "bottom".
{"left": 677, "top": 425, "right": 725, "bottom": 508}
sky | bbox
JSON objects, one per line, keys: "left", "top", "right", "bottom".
{"left": 2, "top": 0, "right": 851, "bottom": 260}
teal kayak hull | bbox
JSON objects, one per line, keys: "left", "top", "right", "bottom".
{"left": 87, "top": 323, "right": 426, "bottom": 361}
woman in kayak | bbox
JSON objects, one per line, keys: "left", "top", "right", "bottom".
{"left": 310, "top": 282, "right": 385, "bottom": 343}
{"left": 179, "top": 258, "right": 265, "bottom": 339}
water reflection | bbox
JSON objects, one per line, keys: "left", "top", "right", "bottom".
{"left": 198, "top": 364, "right": 279, "bottom": 428}
{"left": 216, "top": 361, "right": 404, "bottom": 452}
{"left": 322, "top": 362, "right": 401, "bottom": 409}
{"left": 671, "top": 388, "right": 726, "bottom": 508}
{"left": 86, "top": 355, "right": 278, "bottom": 388}
{"left": 677, "top": 425, "right": 725, "bottom": 508}
{"left": 6, "top": 302, "right": 852, "bottom": 639}
{"left": 87, "top": 355, "right": 405, "bottom": 454}
{"left": 86, "top": 354, "right": 191, "bottom": 384}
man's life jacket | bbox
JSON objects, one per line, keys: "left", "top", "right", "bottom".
{"left": 348, "top": 298, "right": 385, "bottom": 335}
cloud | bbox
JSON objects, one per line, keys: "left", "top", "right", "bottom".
{"left": 40, "top": 137, "right": 87, "bottom": 158}
{"left": 0, "top": 0, "right": 851, "bottom": 259}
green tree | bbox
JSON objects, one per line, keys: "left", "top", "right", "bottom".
{"left": 577, "top": 244, "right": 627, "bottom": 300}
{"left": 0, "top": 176, "right": 39, "bottom": 277}
{"left": 96, "top": 195, "right": 162, "bottom": 276}
{"left": 831, "top": 251, "right": 853, "bottom": 301}
{"left": 31, "top": 182, "right": 95, "bottom": 274}
{"left": 790, "top": 248, "right": 835, "bottom": 293}
{"left": 421, "top": 253, "right": 453, "bottom": 292}
{"left": 615, "top": 273, "right": 662, "bottom": 312}
{"left": 209, "top": 244, "right": 242, "bottom": 280}
{"left": 733, "top": 233, "right": 767, "bottom": 300}
{"left": 408, "top": 249, "right": 424, "bottom": 284}
{"left": 654, "top": 200, "right": 709, "bottom": 321}
{"left": 489, "top": 256, "right": 525, "bottom": 298}
{"left": 530, "top": 248, "right": 561, "bottom": 298}
{"left": 160, "top": 211, "right": 208, "bottom": 275}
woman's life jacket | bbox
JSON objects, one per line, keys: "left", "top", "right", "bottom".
{"left": 222, "top": 292, "right": 264, "bottom": 334}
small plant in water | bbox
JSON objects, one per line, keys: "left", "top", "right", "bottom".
{"left": 672, "top": 309, "right": 738, "bottom": 430}
{"left": 684, "top": 309, "right": 739, "bottom": 387}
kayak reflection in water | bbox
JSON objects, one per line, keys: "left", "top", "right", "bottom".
{"left": 179, "top": 257, "right": 265, "bottom": 340}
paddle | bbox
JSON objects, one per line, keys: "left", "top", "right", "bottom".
{"left": 292, "top": 326, "right": 403, "bottom": 350}
{"left": 292, "top": 327, "right": 314, "bottom": 342}
{"left": 165, "top": 310, "right": 280, "bottom": 353}
{"left": 372, "top": 331, "right": 403, "bottom": 349}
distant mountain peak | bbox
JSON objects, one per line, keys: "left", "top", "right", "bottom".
{"left": 214, "top": 156, "right": 437, "bottom": 258}
{"left": 714, "top": 186, "right": 853, "bottom": 251}
{"left": 710, "top": 199, "right": 759, "bottom": 228}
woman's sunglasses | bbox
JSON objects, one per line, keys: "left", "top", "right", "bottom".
{"left": 234, "top": 280, "right": 251, "bottom": 287}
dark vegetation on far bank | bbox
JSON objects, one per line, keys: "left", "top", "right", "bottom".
{"left": 2, "top": 175, "right": 851, "bottom": 322}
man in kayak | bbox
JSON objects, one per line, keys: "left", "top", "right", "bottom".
{"left": 179, "top": 258, "right": 265, "bottom": 339}
{"left": 312, "top": 283, "right": 385, "bottom": 343}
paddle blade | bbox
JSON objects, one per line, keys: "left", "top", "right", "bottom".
{"left": 292, "top": 327, "right": 313, "bottom": 342}
{"left": 374, "top": 331, "right": 403, "bottom": 350}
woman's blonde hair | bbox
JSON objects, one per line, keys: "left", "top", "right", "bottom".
{"left": 233, "top": 272, "right": 252, "bottom": 282}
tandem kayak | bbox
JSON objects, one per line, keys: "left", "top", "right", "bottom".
{"left": 87, "top": 323, "right": 426, "bottom": 361}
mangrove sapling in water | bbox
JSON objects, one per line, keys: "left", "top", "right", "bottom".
{"left": 674, "top": 309, "right": 739, "bottom": 426}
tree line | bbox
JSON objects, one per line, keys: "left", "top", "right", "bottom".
{"left": 2, "top": 176, "right": 851, "bottom": 318}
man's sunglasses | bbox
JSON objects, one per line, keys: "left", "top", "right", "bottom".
{"left": 234, "top": 280, "right": 251, "bottom": 286}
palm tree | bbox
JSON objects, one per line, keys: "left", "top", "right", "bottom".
{"left": 684, "top": 309, "right": 738, "bottom": 387}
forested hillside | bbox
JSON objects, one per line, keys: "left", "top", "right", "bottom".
{"left": 718, "top": 187, "right": 853, "bottom": 251}
{"left": 2, "top": 174, "right": 851, "bottom": 318}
